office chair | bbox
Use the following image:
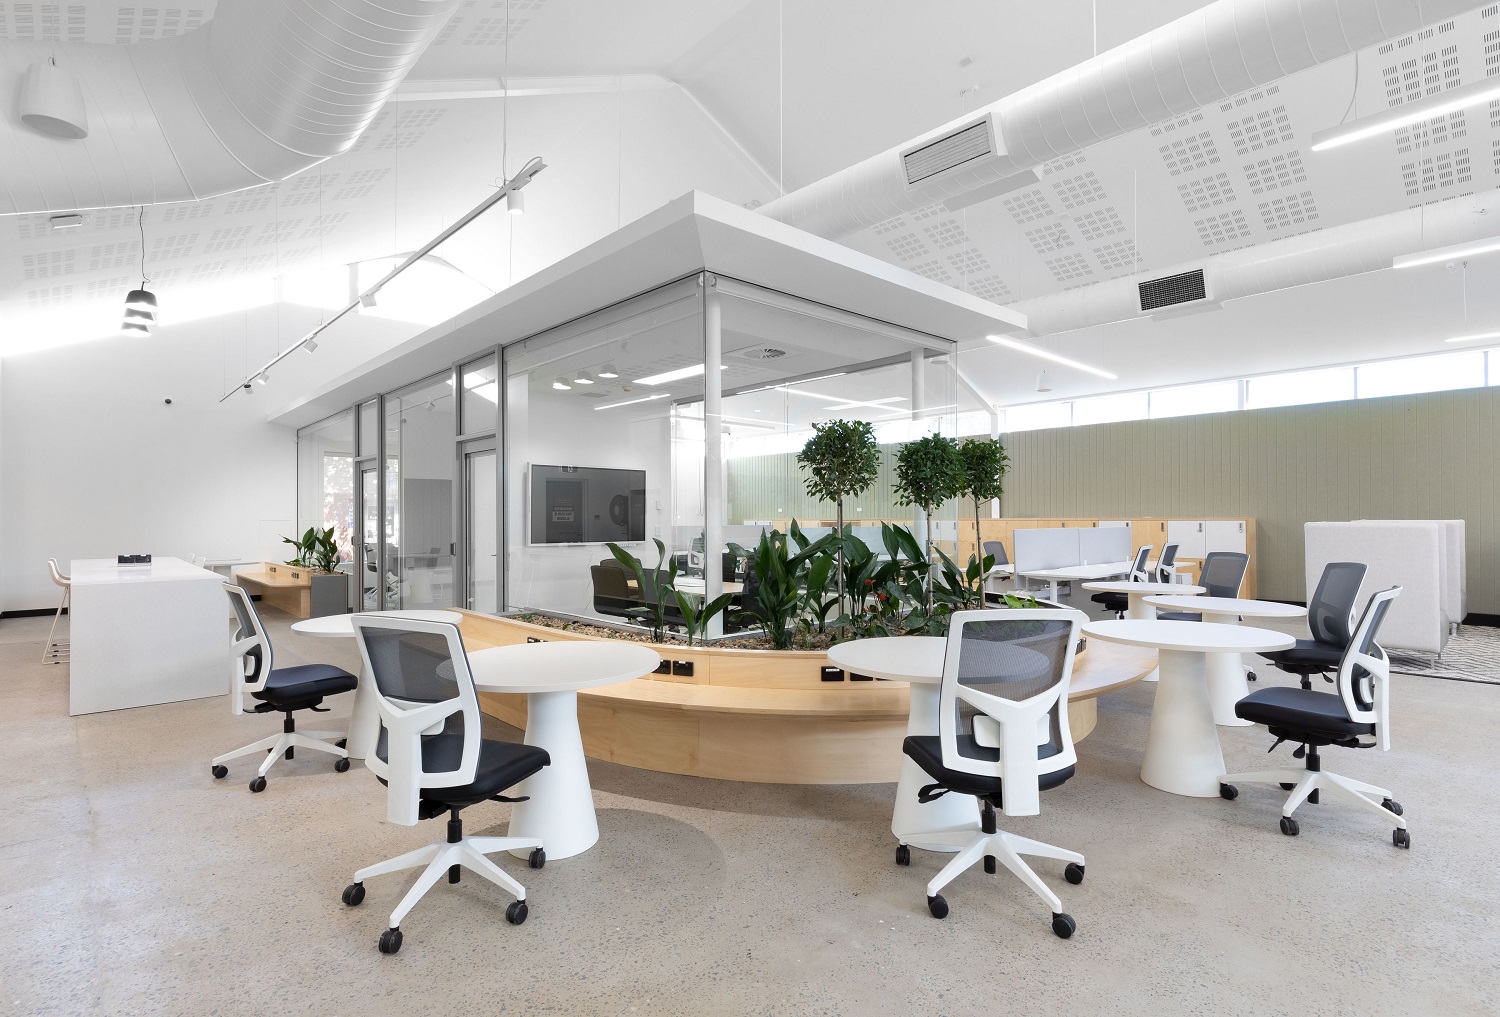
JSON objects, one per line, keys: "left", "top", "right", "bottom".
{"left": 590, "top": 564, "right": 646, "bottom": 621}
{"left": 1220, "top": 586, "right": 1408, "bottom": 847}
{"left": 1155, "top": 551, "right": 1248, "bottom": 620}
{"left": 982, "top": 540, "right": 1009, "bottom": 570}
{"left": 1257, "top": 561, "right": 1367, "bottom": 689}
{"left": 341, "top": 616, "right": 550, "bottom": 954}
{"left": 211, "top": 583, "right": 356, "bottom": 792}
{"left": 1154, "top": 542, "right": 1179, "bottom": 583}
{"left": 1090, "top": 544, "right": 1153, "bottom": 618}
{"left": 900, "top": 608, "right": 1089, "bottom": 938}
{"left": 43, "top": 559, "right": 70, "bottom": 665}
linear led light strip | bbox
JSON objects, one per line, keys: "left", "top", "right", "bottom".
{"left": 1310, "top": 77, "right": 1500, "bottom": 153}
{"left": 1393, "top": 236, "right": 1500, "bottom": 271}
{"left": 1446, "top": 331, "right": 1500, "bottom": 343}
{"left": 633, "top": 363, "right": 729, "bottom": 385}
{"left": 594, "top": 392, "right": 670, "bottom": 411}
{"left": 985, "top": 334, "right": 1117, "bottom": 380}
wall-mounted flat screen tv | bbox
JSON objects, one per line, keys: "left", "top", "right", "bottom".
{"left": 528, "top": 464, "right": 646, "bottom": 544}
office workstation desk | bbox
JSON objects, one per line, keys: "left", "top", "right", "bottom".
{"left": 68, "top": 557, "right": 227, "bottom": 716}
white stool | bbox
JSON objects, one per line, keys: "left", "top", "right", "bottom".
{"left": 43, "top": 558, "right": 70, "bottom": 664}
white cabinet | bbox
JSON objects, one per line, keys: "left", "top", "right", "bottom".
{"left": 1205, "top": 519, "right": 1247, "bottom": 554}
{"left": 1167, "top": 520, "right": 1207, "bottom": 559}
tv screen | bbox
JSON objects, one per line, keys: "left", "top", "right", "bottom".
{"left": 529, "top": 464, "right": 646, "bottom": 544}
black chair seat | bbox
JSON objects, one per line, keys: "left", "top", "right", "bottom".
{"left": 1262, "top": 639, "right": 1344, "bottom": 671}
{"left": 1091, "top": 592, "right": 1128, "bottom": 611}
{"left": 1234, "top": 686, "right": 1375, "bottom": 740}
{"left": 1155, "top": 610, "right": 1202, "bottom": 622}
{"left": 251, "top": 663, "right": 358, "bottom": 706}
{"left": 903, "top": 735, "right": 1074, "bottom": 801}
{"left": 378, "top": 733, "right": 551, "bottom": 808}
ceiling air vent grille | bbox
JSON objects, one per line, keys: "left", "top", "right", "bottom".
{"left": 902, "top": 119, "right": 994, "bottom": 185}
{"left": 734, "top": 347, "right": 787, "bottom": 360}
{"left": 1138, "top": 269, "right": 1208, "bottom": 311}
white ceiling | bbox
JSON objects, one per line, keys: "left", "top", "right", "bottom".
{"left": 3, "top": 0, "right": 1499, "bottom": 414}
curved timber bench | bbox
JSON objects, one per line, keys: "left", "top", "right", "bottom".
{"left": 458, "top": 612, "right": 1156, "bottom": 785}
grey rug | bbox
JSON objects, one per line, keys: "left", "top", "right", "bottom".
{"left": 1389, "top": 625, "right": 1500, "bottom": 684}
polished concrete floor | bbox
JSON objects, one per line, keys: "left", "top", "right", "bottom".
{"left": 3, "top": 602, "right": 1496, "bottom": 1017}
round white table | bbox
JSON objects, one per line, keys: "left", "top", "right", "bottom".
{"left": 1082, "top": 620, "right": 1294, "bottom": 798}
{"left": 1081, "top": 582, "right": 1205, "bottom": 684}
{"left": 825, "top": 637, "right": 975, "bottom": 854}
{"left": 289, "top": 610, "right": 463, "bottom": 761}
{"left": 1143, "top": 596, "right": 1308, "bottom": 727}
{"left": 467, "top": 641, "right": 661, "bottom": 861}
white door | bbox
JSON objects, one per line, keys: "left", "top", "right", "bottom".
{"left": 1206, "top": 519, "right": 1247, "bottom": 554}
{"left": 1167, "top": 520, "right": 1208, "bottom": 558}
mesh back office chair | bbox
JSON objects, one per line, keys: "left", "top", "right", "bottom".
{"left": 341, "top": 616, "right": 550, "bottom": 954}
{"left": 1090, "top": 544, "right": 1154, "bottom": 618}
{"left": 1156, "top": 551, "right": 1248, "bottom": 621}
{"left": 899, "top": 609, "right": 1089, "bottom": 939}
{"left": 1259, "top": 562, "right": 1367, "bottom": 689}
{"left": 1154, "top": 542, "right": 1180, "bottom": 583}
{"left": 43, "top": 559, "right": 70, "bottom": 664}
{"left": 590, "top": 564, "right": 644, "bottom": 621}
{"left": 211, "top": 583, "right": 356, "bottom": 792}
{"left": 1220, "top": 586, "right": 1408, "bottom": 847}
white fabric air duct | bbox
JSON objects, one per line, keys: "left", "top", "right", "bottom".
{"left": 0, "top": 0, "right": 462, "bottom": 214}
{"left": 759, "top": 0, "right": 1486, "bottom": 239}
{"left": 1009, "top": 188, "right": 1500, "bottom": 336}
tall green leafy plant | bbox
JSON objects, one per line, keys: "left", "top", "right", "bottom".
{"left": 733, "top": 524, "right": 836, "bottom": 649}
{"left": 958, "top": 437, "right": 1009, "bottom": 567}
{"left": 892, "top": 434, "right": 966, "bottom": 591}
{"left": 605, "top": 539, "right": 678, "bottom": 643}
{"left": 796, "top": 419, "right": 880, "bottom": 613}
{"left": 309, "top": 527, "right": 342, "bottom": 573}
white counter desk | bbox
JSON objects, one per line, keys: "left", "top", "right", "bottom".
{"left": 68, "top": 557, "right": 227, "bottom": 716}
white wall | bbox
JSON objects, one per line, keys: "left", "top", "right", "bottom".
{"left": 2, "top": 307, "right": 297, "bottom": 611}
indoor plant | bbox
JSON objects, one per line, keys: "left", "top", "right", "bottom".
{"left": 958, "top": 436, "right": 1009, "bottom": 567}
{"left": 797, "top": 419, "right": 880, "bottom": 613}
{"left": 892, "top": 433, "right": 966, "bottom": 595}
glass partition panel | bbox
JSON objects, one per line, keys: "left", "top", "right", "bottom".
{"left": 465, "top": 446, "right": 498, "bottom": 613}
{"left": 461, "top": 355, "right": 498, "bottom": 435}
{"left": 357, "top": 399, "right": 377, "bottom": 457}
{"left": 504, "top": 278, "right": 703, "bottom": 619}
{"left": 384, "top": 372, "right": 457, "bottom": 609}
{"left": 295, "top": 409, "right": 355, "bottom": 568}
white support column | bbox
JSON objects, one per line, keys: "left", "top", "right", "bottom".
{"left": 703, "top": 274, "right": 725, "bottom": 638}
{"left": 910, "top": 349, "right": 927, "bottom": 549}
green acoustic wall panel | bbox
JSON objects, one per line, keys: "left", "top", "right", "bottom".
{"left": 1002, "top": 386, "right": 1500, "bottom": 614}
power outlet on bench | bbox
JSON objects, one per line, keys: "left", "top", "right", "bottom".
{"left": 849, "top": 672, "right": 875, "bottom": 681}
{"left": 820, "top": 666, "right": 845, "bottom": 682}
{"left": 526, "top": 636, "right": 544, "bottom": 643}
{"left": 653, "top": 659, "right": 671, "bottom": 675}
{"left": 672, "top": 660, "right": 694, "bottom": 677}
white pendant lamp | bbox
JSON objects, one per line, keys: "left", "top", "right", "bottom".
{"left": 19, "top": 59, "right": 88, "bottom": 139}
{"left": 1035, "top": 371, "right": 1052, "bottom": 393}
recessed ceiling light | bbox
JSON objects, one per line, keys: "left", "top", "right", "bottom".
{"left": 633, "top": 363, "right": 728, "bottom": 385}
{"left": 594, "top": 392, "right": 671, "bottom": 411}
{"left": 985, "top": 335, "right": 1117, "bottom": 380}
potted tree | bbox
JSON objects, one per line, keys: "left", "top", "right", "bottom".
{"left": 796, "top": 419, "right": 880, "bottom": 614}
{"left": 958, "top": 436, "right": 1009, "bottom": 567}
{"left": 892, "top": 434, "right": 966, "bottom": 598}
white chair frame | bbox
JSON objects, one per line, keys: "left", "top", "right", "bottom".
{"left": 43, "top": 559, "right": 70, "bottom": 664}
{"left": 1222, "top": 587, "right": 1408, "bottom": 838}
{"left": 347, "top": 615, "right": 541, "bottom": 938}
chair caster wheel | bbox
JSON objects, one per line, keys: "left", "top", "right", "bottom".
{"left": 1280, "top": 783, "right": 1296, "bottom": 791}
{"left": 378, "top": 927, "right": 402, "bottom": 954}
{"left": 895, "top": 844, "right": 911, "bottom": 866}
{"left": 336, "top": 739, "right": 347, "bottom": 749}
{"left": 248, "top": 776, "right": 267, "bottom": 793}
{"left": 334, "top": 757, "right": 350, "bottom": 773}
{"left": 211, "top": 765, "right": 228, "bottom": 779}
{"left": 1246, "top": 670, "right": 1257, "bottom": 682}
{"left": 1279, "top": 816, "right": 1299, "bottom": 837}
{"left": 1393, "top": 828, "right": 1410, "bottom": 849}
{"left": 506, "top": 900, "right": 529, "bottom": 925}
{"left": 342, "top": 882, "right": 365, "bottom": 907}
{"left": 528, "top": 848, "right": 546, "bottom": 869}
{"left": 1052, "top": 912, "right": 1076, "bottom": 939}
{"left": 1064, "top": 862, "right": 1084, "bottom": 885}
{"left": 1219, "top": 783, "right": 1238, "bottom": 800}
{"left": 1382, "top": 798, "right": 1403, "bottom": 816}
{"left": 927, "top": 894, "right": 948, "bottom": 919}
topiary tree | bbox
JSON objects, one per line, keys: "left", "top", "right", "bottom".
{"left": 892, "top": 433, "right": 966, "bottom": 592}
{"left": 797, "top": 419, "right": 880, "bottom": 613}
{"left": 958, "top": 437, "right": 1009, "bottom": 567}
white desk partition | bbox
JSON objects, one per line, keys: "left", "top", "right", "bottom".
{"left": 69, "top": 557, "right": 227, "bottom": 715}
{"left": 722, "top": 525, "right": 768, "bottom": 551}
{"left": 1304, "top": 521, "right": 1451, "bottom": 656}
{"left": 1012, "top": 527, "right": 1082, "bottom": 574}
{"left": 1079, "top": 526, "right": 1131, "bottom": 565}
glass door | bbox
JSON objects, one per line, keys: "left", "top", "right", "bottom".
{"left": 358, "top": 464, "right": 380, "bottom": 611}
{"left": 464, "top": 445, "right": 498, "bottom": 613}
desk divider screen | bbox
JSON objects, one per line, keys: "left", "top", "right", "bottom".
{"left": 1078, "top": 526, "right": 1131, "bottom": 565}
{"left": 1013, "top": 528, "right": 1082, "bottom": 573}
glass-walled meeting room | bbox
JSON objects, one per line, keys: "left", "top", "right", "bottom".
{"left": 295, "top": 273, "right": 961, "bottom": 635}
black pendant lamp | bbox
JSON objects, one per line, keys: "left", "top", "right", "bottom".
{"left": 121, "top": 206, "right": 157, "bottom": 335}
